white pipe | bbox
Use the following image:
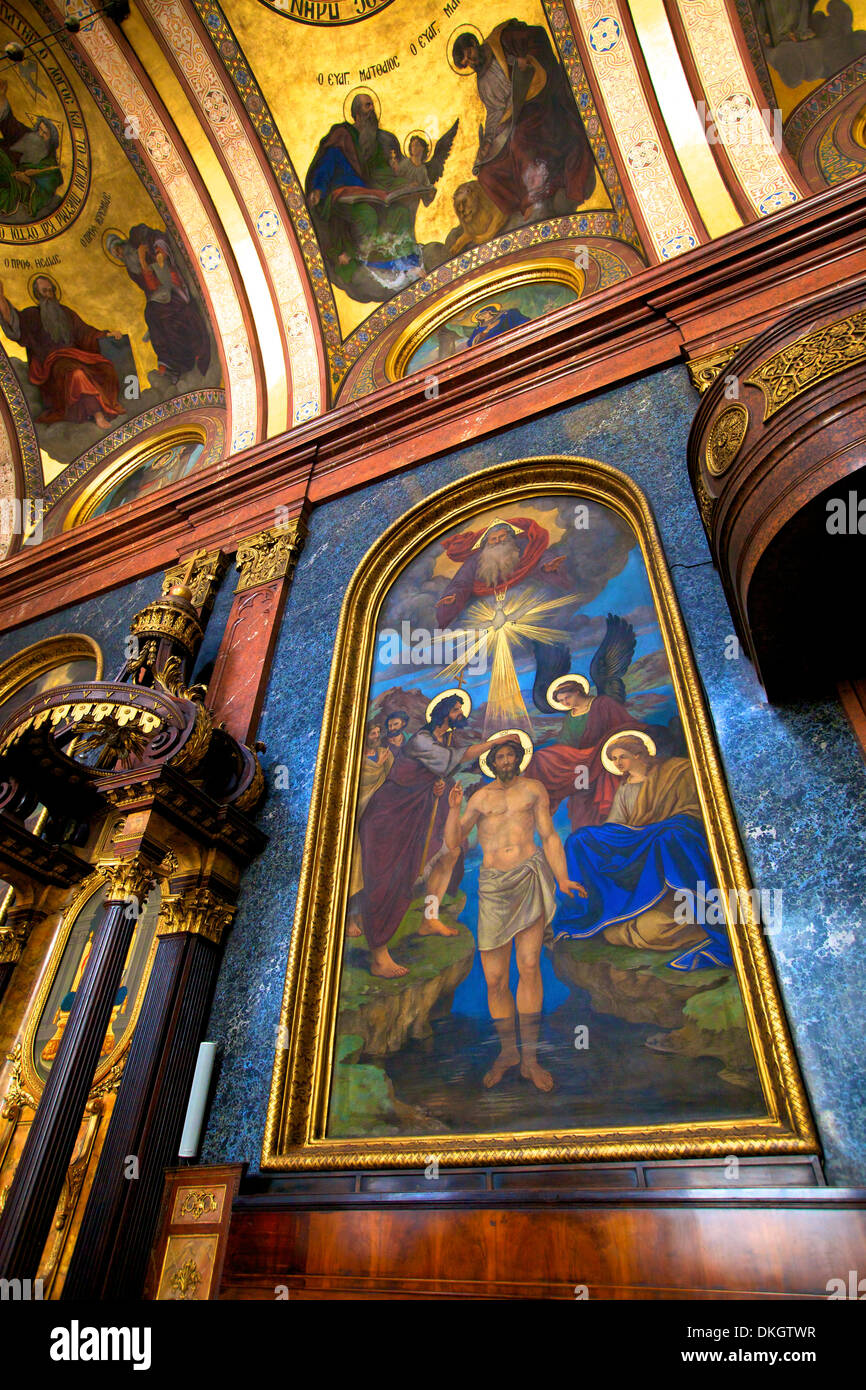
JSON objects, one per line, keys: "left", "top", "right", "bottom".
{"left": 179, "top": 1041, "right": 218, "bottom": 1158}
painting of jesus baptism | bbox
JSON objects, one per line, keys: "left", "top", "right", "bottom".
{"left": 318, "top": 483, "right": 770, "bottom": 1148}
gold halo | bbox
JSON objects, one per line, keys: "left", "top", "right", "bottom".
{"left": 601, "top": 729, "right": 657, "bottom": 775}
{"left": 480, "top": 728, "right": 534, "bottom": 778}
{"left": 546, "top": 673, "right": 590, "bottom": 710}
{"left": 28, "top": 271, "right": 61, "bottom": 302}
{"left": 102, "top": 227, "right": 128, "bottom": 264}
{"left": 425, "top": 687, "right": 472, "bottom": 723}
{"left": 447, "top": 22, "right": 484, "bottom": 74}
{"left": 471, "top": 302, "right": 502, "bottom": 323}
{"left": 403, "top": 128, "right": 432, "bottom": 157}
{"left": 343, "top": 86, "right": 381, "bottom": 126}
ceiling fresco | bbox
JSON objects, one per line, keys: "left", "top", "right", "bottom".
{"left": 0, "top": 1, "right": 228, "bottom": 497}
{"left": 198, "top": 0, "right": 651, "bottom": 393}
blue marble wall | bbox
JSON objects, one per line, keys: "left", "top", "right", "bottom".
{"left": 0, "top": 572, "right": 164, "bottom": 678}
{"left": 199, "top": 362, "right": 866, "bottom": 1185}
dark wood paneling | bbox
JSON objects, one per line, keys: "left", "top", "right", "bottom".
{"left": 219, "top": 1191, "right": 866, "bottom": 1300}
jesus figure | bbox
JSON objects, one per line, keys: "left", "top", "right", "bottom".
{"left": 445, "top": 736, "right": 585, "bottom": 1092}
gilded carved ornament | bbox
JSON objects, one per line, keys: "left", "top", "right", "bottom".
{"left": 687, "top": 341, "right": 751, "bottom": 394}
{"left": 178, "top": 1190, "right": 219, "bottom": 1221}
{"left": 746, "top": 309, "right": 866, "bottom": 420}
{"left": 235, "top": 521, "right": 305, "bottom": 593}
{"left": 706, "top": 404, "right": 750, "bottom": 477}
{"left": 156, "top": 887, "right": 235, "bottom": 945}
{"left": 170, "top": 1258, "right": 201, "bottom": 1299}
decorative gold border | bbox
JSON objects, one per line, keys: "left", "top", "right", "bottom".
{"left": 0, "top": 634, "right": 103, "bottom": 710}
{"left": 16, "top": 872, "right": 160, "bottom": 1104}
{"left": 383, "top": 260, "right": 586, "bottom": 382}
{"left": 62, "top": 426, "right": 208, "bottom": 531}
{"left": 262, "top": 457, "right": 816, "bottom": 1170}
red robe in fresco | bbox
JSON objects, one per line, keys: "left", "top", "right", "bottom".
{"left": 477, "top": 21, "right": 595, "bottom": 219}
{"left": 526, "top": 694, "right": 636, "bottom": 830}
{"left": 13, "top": 304, "right": 123, "bottom": 424}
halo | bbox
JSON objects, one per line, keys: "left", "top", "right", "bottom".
{"left": 480, "top": 728, "right": 534, "bottom": 778}
{"left": 403, "top": 128, "right": 432, "bottom": 158}
{"left": 447, "top": 22, "right": 484, "bottom": 74}
{"left": 27, "top": 272, "right": 60, "bottom": 302}
{"left": 102, "top": 227, "right": 128, "bottom": 264}
{"left": 343, "top": 86, "right": 381, "bottom": 126}
{"left": 469, "top": 518, "right": 521, "bottom": 551}
{"left": 425, "top": 687, "right": 472, "bottom": 723}
{"left": 546, "top": 673, "right": 590, "bottom": 710}
{"left": 601, "top": 729, "right": 657, "bottom": 774}
{"left": 471, "top": 301, "right": 502, "bottom": 323}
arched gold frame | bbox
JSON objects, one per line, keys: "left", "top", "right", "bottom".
{"left": 263, "top": 457, "right": 816, "bottom": 1171}
{"left": 0, "top": 634, "right": 103, "bottom": 712}
{"left": 62, "top": 425, "right": 208, "bottom": 531}
{"left": 383, "top": 258, "right": 586, "bottom": 381}
{"left": 15, "top": 871, "right": 161, "bottom": 1105}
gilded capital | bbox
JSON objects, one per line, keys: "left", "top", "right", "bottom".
{"left": 156, "top": 887, "right": 235, "bottom": 945}
{"left": 235, "top": 521, "right": 305, "bottom": 593}
{"left": 102, "top": 857, "right": 160, "bottom": 908}
{"left": 0, "top": 908, "right": 41, "bottom": 964}
{"left": 0, "top": 923, "right": 26, "bottom": 965}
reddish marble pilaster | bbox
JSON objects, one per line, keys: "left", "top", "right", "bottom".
{"left": 206, "top": 518, "right": 306, "bottom": 745}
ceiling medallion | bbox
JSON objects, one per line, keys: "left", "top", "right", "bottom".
{"left": 706, "top": 404, "right": 749, "bottom": 477}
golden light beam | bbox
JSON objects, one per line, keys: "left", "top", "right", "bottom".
{"left": 483, "top": 628, "right": 533, "bottom": 737}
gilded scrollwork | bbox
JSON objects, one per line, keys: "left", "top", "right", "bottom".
{"left": 687, "top": 340, "right": 750, "bottom": 394}
{"left": 235, "top": 521, "right": 305, "bottom": 593}
{"left": 746, "top": 309, "right": 866, "bottom": 419}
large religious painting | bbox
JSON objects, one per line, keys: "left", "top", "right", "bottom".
{"left": 264, "top": 460, "right": 814, "bottom": 1169}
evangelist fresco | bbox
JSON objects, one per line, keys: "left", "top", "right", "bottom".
{"left": 747, "top": 0, "right": 866, "bottom": 116}
{"left": 0, "top": 1, "right": 221, "bottom": 478}
{"left": 403, "top": 280, "right": 578, "bottom": 375}
{"left": 305, "top": 16, "right": 601, "bottom": 307}
{"left": 219, "top": 0, "right": 634, "bottom": 348}
{"left": 328, "top": 499, "right": 764, "bottom": 1141}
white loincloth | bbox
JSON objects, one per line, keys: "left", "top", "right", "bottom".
{"left": 477, "top": 848, "right": 558, "bottom": 951}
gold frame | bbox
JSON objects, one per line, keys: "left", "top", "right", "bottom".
{"left": 383, "top": 259, "right": 586, "bottom": 381}
{"left": 0, "top": 634, "right": 103, "bottom": 711}
{"left": 262, "top": 457, "right": 816, "bottom": 1170}
{"left": 62, "top": 425, "right": 208, "bottom": 531}
{"left": 16, "top": 871, "right": 160, "bottom": 1103}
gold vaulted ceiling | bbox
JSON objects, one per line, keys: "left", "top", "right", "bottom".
{"left": 0, "top": 0, "right": 863, "bottom": 552}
